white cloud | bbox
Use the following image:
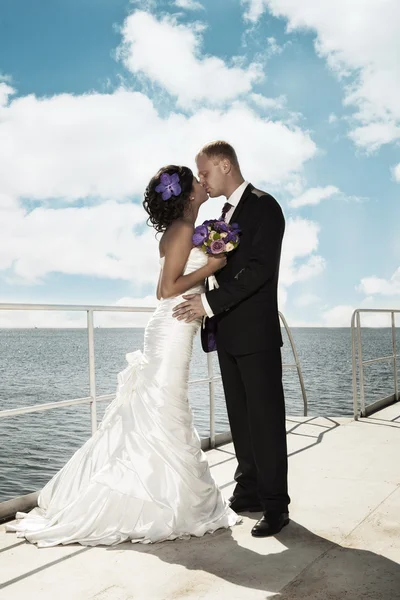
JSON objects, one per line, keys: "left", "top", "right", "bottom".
{"left": 321, "top": 302, "right": 395, "bottom": 327}
{"left": 0, "top": 201, "right": 160, "bottom": 285}
{"left": 0, "top": 208, "right": 328, "bottom": 325}
{"left": 242, "top": 0, "right": 269, "bottom": 22}
{"left": 278, "top": 286, "right": 287, "bottom": 314}
{"left": 118, "top": 11, "right": 263, "bottom": 108}
{"left": 318, "top": 268, "right": 400, "bottom": 328}
{"left": 293, "top": 255, "right": 326, "bottom": 282}
{"left": 193, "top": 103, "right": 317, "bottom": 186}
{"left": 250, "top": 93, "right": 286, "bottom": 110}
{"left": 310, "top": 269, "right": 400, "bottom": 327}
{"left": 321, "top": 304, "right": 354, "bottom": 327}
{"left": 96, "top": 296, "right": 157, "bottom": 328}
{"left": 0, "top": 308, "right": 86, "bottom": 329}
{"left": 349, "top": 122, "right": 400, "bottom": 152}
{"left": 328, "top": 113, "right": 338, "bottom": 124}
{"left": 0, "top": 87, "right": 163, "bottom": 201}
{"left": 280, "top": 217, "right": 326, "bottom": 288}
{"left": 357, "top": 268, "right": 400, "bottom": 297}
{"left": 129, "top": 0, "right": 157, "bottom": 10}
{"left": 266, "top": 36, "right": 284, "bottom": 57}
{"left": 0, "top": 80, "right": 317, "bottom": 296}
{"left": 277, "top": 217, "right": 326, "bottom": 314}
{"left": 0, "top": 82, "right": 14, "bottom": 106}
{"left": 289, "top": 185, "right": 340, "bottom": 208}
{"left": 0, "top": 88, "right": 317, "bottom": 203}
{"left": 242, "top": 0, "right": 400, "bottom": 151}
{"left": 392, "top": 163, "right": 400, "bottom": 183}
{"left": 284, "top": 176, "right": 306, "bottom": 198}
{"left": 174, "top": 0, "right": 204, "bottom": 10}
{"left": 0, "top": 193, "right": 18, "bottom": 212}
{"left": 0, "top": 10, "right": 322, "bottom": 318}
{"left": 294, "top": 293, "right": 320, "bottom": 308}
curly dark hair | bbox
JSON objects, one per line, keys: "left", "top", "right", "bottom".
{"left": 143, "top": 165, "right": 194, "bottom": 233}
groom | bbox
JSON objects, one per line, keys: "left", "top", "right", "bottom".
{"left": 172, "top": 141, "right": 290, "bottom": 537}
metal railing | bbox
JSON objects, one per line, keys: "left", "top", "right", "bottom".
{"left": 0, "top": 302, "right": 224, "bottom": 446}
{"left": 351, "top": 308, "right": 400, "bottom": 419}
{"left": 0, "top": 302, "right": 307, "bottom": 519}
{"left": 0, "top": 304, "right": 307, "bottom": 432}
{"left": 279, "top": 311, "right": 308, "bottom": 416}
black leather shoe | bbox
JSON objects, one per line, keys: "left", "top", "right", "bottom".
{"left": 228, "top": 495, "right": 263, "bottom": 513}
{"left": 251, "top": 511, "right": 289, "bottom": 537}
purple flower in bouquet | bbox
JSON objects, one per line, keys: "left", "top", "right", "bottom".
{"left": 214, "top": 220, "right": 230, "bottom": 233}
{"left": 192, "top": 224, "right": 208, "bottom": 246}
{"left": 155, "top": 172, "right": 181, "bottom": 201}
{"left": 192, "top": 217, "right": 241, "bottom": 256}
{"left": 223, "top": 232, "right": 236, "bottom": 244}
{"left": 210, "top": 239, "right": 226, "bottom": 254}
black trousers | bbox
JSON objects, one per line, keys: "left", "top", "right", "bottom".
{"left": 217, "top": 342, "right": 290, "bottom": 513}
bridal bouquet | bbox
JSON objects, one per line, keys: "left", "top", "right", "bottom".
{"left": 192, "top": 219, "right": 241, "bottom": 256}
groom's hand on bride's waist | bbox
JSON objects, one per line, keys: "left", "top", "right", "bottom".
{"left": 172, "top": 294, "right": 207, "bottom": 322}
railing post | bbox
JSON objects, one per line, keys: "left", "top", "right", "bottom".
{"left": 207, "top": 353, "right": 216, "bottom": 449}
{"left": 279, "top": 312, "right": 308, "bottom": 416}
{"left": 351, "top": 310, "right": 359, "bottom": 419}
{"left": 356, "top": 311, "right": 366, "bottom": 416}
{"left": 87, "top": 310, "right": 97, "bottom": 435}
{"left": 392, "top": 312, "right": 398, "bottom": 401}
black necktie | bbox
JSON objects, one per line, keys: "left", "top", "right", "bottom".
{"left": 220, "top": 202, "right": 233, "bottom": 222}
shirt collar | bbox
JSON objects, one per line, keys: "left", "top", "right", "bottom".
{"left": 227, "top": 180, "right": 249, "bottom": 208}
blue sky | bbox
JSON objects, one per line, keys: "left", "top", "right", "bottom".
{"left": 0, "top": 0, "right": 399, "bottom": 327}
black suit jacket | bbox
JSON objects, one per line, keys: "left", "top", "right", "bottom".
{"left": 201, "top": 184, "right": 284, "bottom": 355}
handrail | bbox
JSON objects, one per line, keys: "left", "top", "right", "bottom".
{"left": 0, "top": 303, "right": 156, "bottom": 436}
{"left": 0, "top": 302, "right": 307, "bottom": 518}
{"left": 351, "top": 308, "right": 400, "bottom": 419}
{"left": 0, "top": 302, "right": 222, "bottom": 443}
{"left": 279, "top": 311, "right": 308, "bottom": 416}
{"left": 0, "top": 303, "right": 307, "bottom": 437}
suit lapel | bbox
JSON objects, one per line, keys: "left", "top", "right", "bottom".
{"left": 229, "top": 183, "right": 253, "bottom": 225}
{"left": 215, "top": 184, "right": 254, "bottom": 286}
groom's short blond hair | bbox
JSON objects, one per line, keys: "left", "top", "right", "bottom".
{"left": 196, "top": 141, "right": 240, "bottom": 169}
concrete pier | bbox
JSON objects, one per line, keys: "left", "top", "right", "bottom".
{"left": 1, "top": 404, "right": 399, "bottom": 600}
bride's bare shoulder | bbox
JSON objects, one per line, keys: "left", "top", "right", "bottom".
{"left": 168, "top": 220, "right": 194, "bottom": 234}
{"left": 160, "top": 221, "right": 194, "bottom": 256}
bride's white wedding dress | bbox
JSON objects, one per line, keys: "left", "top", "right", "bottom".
{"left": 7, "top": 248, "right": 240, "bottom": 547}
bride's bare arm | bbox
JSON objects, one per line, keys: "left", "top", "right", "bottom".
{"left": 160, "top": 222, "right": 222, "bottom": 299}
{"left": 156, "top": 271, "right": 162, "bottom": 301}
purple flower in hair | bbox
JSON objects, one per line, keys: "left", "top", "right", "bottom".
{"left": 155, "top": 172, "right": 182, "bottom": 201}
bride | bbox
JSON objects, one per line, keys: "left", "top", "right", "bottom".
{"left": 6, "top": 165, "right": 240, "bottom": 547}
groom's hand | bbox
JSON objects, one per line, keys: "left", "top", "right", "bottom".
{"left": 172, "top": 294, "right": 206, "bottom": 322}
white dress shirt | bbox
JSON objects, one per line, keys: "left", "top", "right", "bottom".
{"left": 201, "top": 181, "right": 249, "bottom": 318}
